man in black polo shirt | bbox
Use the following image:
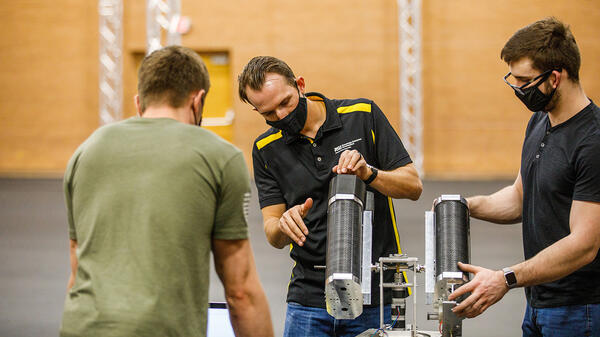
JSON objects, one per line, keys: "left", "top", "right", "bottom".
{"left": 238, "top": 56, "right": 423, "bottom": 337}
{"left": 447, "top": 18, "right": 600, "bottom": 336}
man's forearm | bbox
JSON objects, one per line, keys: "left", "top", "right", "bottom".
{"left": 214, "top": 239, "right": 274, "bottom": 337}
{"left": 226, "top": 272, "right": 274, "bottom": 337}
{"left": 369, "top": 164, "right": 422, "bottom": 200}
{"left": 513, "top": 233, "right": 598, "bottom": 288}
{"left": 68, "top": 239, "right": 78, "bottom": 290}
{"left": 468, "top": 185, "right": 522, "bottom": 224}
{"left": 67, "top": 274, "right": 76, "bottom": 290}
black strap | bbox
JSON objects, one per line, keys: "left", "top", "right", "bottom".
{"left": 363, "top": 166, "right": 378, "bottom": 185}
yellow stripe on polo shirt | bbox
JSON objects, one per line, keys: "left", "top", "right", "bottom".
{"left": 256, "top": 130, "right": 283, "bottom": 150}
{"left": 337, "top": 103, "right": 371, "bottom": 114}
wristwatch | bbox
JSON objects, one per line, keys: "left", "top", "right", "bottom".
{"left": 363, "top": 164, "right": 378, "bottom": 185}
{"left": 502, "top": 267, "right": 518, "bottom": 289}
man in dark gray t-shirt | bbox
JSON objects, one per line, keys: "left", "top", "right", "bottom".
{"left": 447, "top": 18, "right": 600, "bottom": 337}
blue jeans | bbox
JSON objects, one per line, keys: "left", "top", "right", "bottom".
{"left": 283, "top": 302, "right": 391, "bottom": 337}
{"left": 522, "top": 302, "right": 600, "bottom": 337}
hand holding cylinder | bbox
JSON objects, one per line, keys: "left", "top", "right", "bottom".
{"left": 449, "top": 262, "right": 508, "bottom": 318}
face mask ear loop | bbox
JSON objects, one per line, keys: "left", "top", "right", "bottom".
{"left": 524, "top": 70, "right": 553, "bottom": 91}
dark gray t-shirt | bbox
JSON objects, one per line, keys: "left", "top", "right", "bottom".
{"left": 521, "top": 101, "right": 600, "bottom": 308}
{"left": 61, "top": 117, "right": 250, "bottom": 337}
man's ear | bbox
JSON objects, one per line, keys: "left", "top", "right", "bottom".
{"left": 193, "top": 89, "right": 206, "bottom": 110}
{"left": 134, "top": 95, "right": 142, "bottom": 116}
{"left": 192, "top": 89, "right": 206, "bottom": 125}
{"left": 551, "top": 70, "right": 562, "bottom": 89}
{"left": 296, "top": 76, "right": 306, "bottom": 95}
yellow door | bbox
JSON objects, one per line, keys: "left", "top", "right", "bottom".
{"left": 199, "top": 52, "right": 233, "bottom": 142}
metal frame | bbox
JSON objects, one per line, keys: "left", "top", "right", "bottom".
{"left": 98, "top": 0, "right": 123, "bottom": 125}
{"left": 357, "top": 255, "right": 440, "bottom": 337}
{"left": 146, "top": 0, "right": 182, "bottom": 54}
{"left": 398, "top": 0, "right": 424, "bottom": 175}
{"left": 378, "top": 255, "right": 418, "bottom": 334}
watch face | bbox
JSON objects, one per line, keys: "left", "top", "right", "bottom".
{"left": 504, "top": 268, "right": 517, "bottom": 288}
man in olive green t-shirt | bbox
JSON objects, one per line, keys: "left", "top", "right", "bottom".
{"left": 60, "top": 46, "right": 273, "bottom": 337}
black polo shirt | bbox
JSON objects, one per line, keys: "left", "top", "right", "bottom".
{"left": 521, "top": 101, "right": 600, "bottom": 308}
{"left": 252, "top": 92, "right": 413, "bottom": 308}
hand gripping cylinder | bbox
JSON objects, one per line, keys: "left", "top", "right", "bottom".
{"left": 325, "top": 175, "right": 366, "bottom": 319}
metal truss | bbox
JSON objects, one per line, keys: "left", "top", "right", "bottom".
{"left": 146, "top": 0, "right": 181, "bottom": 54}
{"left": 145, "top": 1, "right": 234, "bottom": 127}
{"left": 98, "top": 0, "right": 123, "bottom": 125}
{"left": 398, "top": 0, "right": 424, "bottom": 175}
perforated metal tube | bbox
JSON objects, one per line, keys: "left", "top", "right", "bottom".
{"left": 325, "top": 175, "right": 366, "bottom": 319}
{"left": 434, "top": 195, "right": 470, "bottom": 277}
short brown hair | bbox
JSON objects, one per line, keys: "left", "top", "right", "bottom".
{"left": 501, "top": 17, "right": 580, "bottom": 82}
{"left": 238, "top": 56, "right": 297, "bottom": 104}
{"left": 137, "top": 46, "right": 210, "bottom": 112}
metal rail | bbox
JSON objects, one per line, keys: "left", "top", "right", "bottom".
{"left": 98, "top": 0, "right": 123, "bottom": 125}
{"left": 146, "top": 0, "right": 182, "bottom": 54}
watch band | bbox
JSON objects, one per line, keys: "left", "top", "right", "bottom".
{"left": 503, "top": 267, "right": 518, "bottom": 289}
{"left": 363, "top": 165, "right": 378, "bottom": 185}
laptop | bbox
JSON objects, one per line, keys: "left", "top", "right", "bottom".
{"left": 207, "top": 302, "right": 235, "bottom": 337}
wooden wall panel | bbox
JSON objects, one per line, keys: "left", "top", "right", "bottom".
{"left": 422, "top": 1, "right": 600, "bottom": 178}
{"left": 1, "top": 0, "right": 598, "bottom": 178}
{"left": 0, "top": 1, "right": 98, "bottom": 176}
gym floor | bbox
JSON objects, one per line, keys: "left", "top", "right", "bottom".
{"left": 0, "top": 178, "right": 525, "bottom": 337}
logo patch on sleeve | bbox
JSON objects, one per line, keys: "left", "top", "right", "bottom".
{"left": 243, "top": 192, "right": 251, "bottom": 224}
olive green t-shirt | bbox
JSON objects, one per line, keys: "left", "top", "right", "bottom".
{"left": 60, "top": 117, "right": 250, "bottom": 337}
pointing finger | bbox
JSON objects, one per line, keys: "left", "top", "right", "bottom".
{"left": 301, "top": 198, "right": 313, "bottom": 217}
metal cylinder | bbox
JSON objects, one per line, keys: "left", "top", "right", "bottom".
{"left": 325, "top": 175, "right": 366, "bottom": 319}
{"left": 434, "top": 196, "right": 470, "bottom": 278}
{"left": 327, "top": 199, "right": 362, "bottom": 280}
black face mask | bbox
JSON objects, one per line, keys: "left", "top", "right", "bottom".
{"left": 266, "top": 95, "right": 307, "bottom": 135}
{"left": 506, "top": 70, "right": 557, "bottom": 112}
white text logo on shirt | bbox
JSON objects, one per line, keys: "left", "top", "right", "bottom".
{"left": 334, "top": 138, "right": 362, "bottom": 154}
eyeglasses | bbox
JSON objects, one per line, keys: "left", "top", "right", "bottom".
{"left": 503, "top": 69, "right": 557, "bottom": 95}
